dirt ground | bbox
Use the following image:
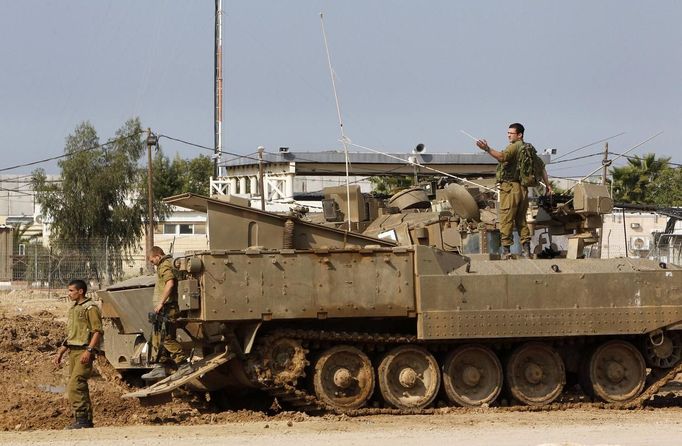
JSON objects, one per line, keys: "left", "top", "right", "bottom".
{"left": 2, "top": 289, "right": 682, "bottom": 446}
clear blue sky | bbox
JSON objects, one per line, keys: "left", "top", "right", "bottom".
{"left": 1, "top": 1, "right": 680, "bottom": 179}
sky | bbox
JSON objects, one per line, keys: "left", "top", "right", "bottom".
{"left": 1, "top": 1, "right": 681, "bottom": 181}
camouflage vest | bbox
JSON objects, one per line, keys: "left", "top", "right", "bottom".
{"left": 495, "top": 141, "right": 522, "bottom": 183}
{"left": 66, "top": 298, "right": 101, "bottom": 347}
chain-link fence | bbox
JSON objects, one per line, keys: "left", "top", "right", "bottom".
{"left": 10, "top": 239, "right": 147, "bottom": 290}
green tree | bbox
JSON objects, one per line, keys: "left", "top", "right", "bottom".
{"left": 610, "top": 153, "right": 670, "bottom": 203}
{"left": 134, "top": 149, "right": 177, "bottom": 226}
{"left": 369, "top": 176, "right": 413, "bottom": 195}
{"left": 32, "top": 119, "right": 146, "bottom": 284}
{"left": 649, "top": 167, "right": 682, "bottom": 206}
{"left": 137, "top": 150, "right": 213, "bottom": 215}
{"left": 172, "top": 154, "right": 213, "bottom": 195}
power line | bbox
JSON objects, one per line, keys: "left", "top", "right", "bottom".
{"left": 0, "top": 186, "right": 33, "bottom": 196}
{"left": 0, "top": 131, "right": 144, "bottom": 173}
{"left": 157, "top": 134, "right": 264, "bottom": 164}
{"left": 160, "top": 134, "right": 411, "bottom": 177}
{"left": 552, "top": 132, "right": 625, "bottom": 161}
{"left": 548, "top": 152, "right": 603, "bottom": 165}
{"left": 548, "top": 161, "right": 603, "bottom": 173}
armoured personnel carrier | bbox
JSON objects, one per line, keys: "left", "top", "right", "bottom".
{"left": 100, "top": 185, "right": 682, "bottom": 412}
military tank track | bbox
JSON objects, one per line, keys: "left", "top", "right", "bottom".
{"left": 249, "top": 329, "right": 682, "bottom": 416}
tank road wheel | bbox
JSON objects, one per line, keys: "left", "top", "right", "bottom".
{"left": 442, "top": 345, "right": 503, "bottom": 407}
{"left": 587, "top": 340, "right": 646, "bottom": 403}
{"left": 377, "top": 345, "right": 441, "bottom": 409}
{"left": 312, "top": 345, "right": 375, "bottom": 410}
{"left": 644, "top": 331, "right": 682, "bottom": 369}
{"left": 506, "top": 342, "right": 565, "bottom": 406}
{"left": 259, "top": 337, "right": 308, "bottom": 385}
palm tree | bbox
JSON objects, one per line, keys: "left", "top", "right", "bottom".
{"left": 610, "top": 153, "right": 670, "bottom": 203}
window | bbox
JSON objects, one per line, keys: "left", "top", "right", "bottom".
{"left": 160, "top": 223, "right": 198, "bottom": 235}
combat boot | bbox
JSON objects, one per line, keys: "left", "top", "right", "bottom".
{"left": 502, "top": 245, "right": 512, "bottom": 260}
{"left": 141, "top": 364, "right": 168, "bottom": 380}
{"left": 522, "top": 242, "right": 532, "bottom": 259}
{"left": 65, "top": 416, "right": 93, "bottom": 429}
{"left": 175, "top": 362, "right": 194, "bottom": 376}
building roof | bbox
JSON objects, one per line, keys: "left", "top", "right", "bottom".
{"left": 222, "top": 150, "right": 528, "bottom": 177}
{"left": 223, "top": 150, "right": 498, "bottom": 167}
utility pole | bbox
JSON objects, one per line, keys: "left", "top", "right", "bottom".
{"left": 257, "top": 146, "right": 265, "bottom": 210}
{"left": 146, "top": 129, "right": 158, "bottom": 274}
{"left": 601, "top": 142, "right": 609, "bottom": 185}
{"left": 214, "top": 0, "right": 223, "bottom": 178}
{"left": 596, "top": 142, "right": 609, "bottom": 259}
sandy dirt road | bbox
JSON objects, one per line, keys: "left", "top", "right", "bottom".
{"left": 2, "top": 410, "right": 682, "bottom": 446}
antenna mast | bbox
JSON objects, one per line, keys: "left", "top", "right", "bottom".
{"left": 320, "top": 13, "right": 353, "bottom": 231}
{"left": 214, "top": 0, "right": 224, "bottom": 178}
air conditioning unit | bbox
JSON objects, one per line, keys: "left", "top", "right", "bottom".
{"left": 630, "top": 236, "right": 650, "bottom": 251}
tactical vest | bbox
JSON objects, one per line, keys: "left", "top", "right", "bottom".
{"left": 66, "top": 299, "right": 101, "bottom": 347}
{"left": 495, "top": 141, "right": 522, "bottom": 183}
{"left": 154, "top": 255, "right": 178, "bottom": 305}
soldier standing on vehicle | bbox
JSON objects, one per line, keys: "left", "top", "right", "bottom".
{"left": 141, "top": 246, "right": 188, "bottom": 380}
{"left": 53, "top": 279, "right": 102, "bottom": 429}
{"left": 475, "top": 123, "right": 552, "bottom": 258}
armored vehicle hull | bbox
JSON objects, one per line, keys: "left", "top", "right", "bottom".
{"left": 101, "top": 193, "right": 682, "bottom": 412}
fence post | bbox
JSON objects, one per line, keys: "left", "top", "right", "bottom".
{"left": 33, "top": 242, "right": 38, "bottom": 287}
{"left": 104, "top": 237, "right": 109, "bottom": 288}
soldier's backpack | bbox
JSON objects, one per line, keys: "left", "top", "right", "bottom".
{"left": 517, "top": 142, "right": 545, "bottom": 187}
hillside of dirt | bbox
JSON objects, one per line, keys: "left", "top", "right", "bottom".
{"left": 0, "top": 290, "right": 305, "bottom": 431}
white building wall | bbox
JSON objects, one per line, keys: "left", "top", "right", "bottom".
{"left": 294, "top": 176, "right": 373, "bottom": 194}
{"left": 600, "top": 212, "right": 667, "bottom": 259}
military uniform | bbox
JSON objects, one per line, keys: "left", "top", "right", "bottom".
{"left": 152, "top": 255, "right": 186, "bottom": 365}
{"left": 65, "top": 298, "right": 102, "bottom": 423}
{"left": 496, "top": 140, "right": 531, "bottom": 248}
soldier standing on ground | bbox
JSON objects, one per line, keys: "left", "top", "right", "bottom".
{"left": 475, "top": 123, "right": 552, "bottom": 258}
{"left": 141, "top": 246, "right": 188, "bottom": 380}
{"left": 53, "top": 279, "right": 102, "bottom": 429}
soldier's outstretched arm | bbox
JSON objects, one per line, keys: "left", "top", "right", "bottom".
{"left": 476, "top": 139, "right": 504, "bottom": 162}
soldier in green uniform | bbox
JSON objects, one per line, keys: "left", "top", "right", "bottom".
{"left": 141, "top": 246, "right": 188, "bottom": 380}
{"left": 53, "top": 279, "right": 102, "bottom": 429}
{"left": 476, "top": 123, "right": 552, "bottom": 258}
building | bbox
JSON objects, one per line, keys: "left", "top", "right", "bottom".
{"left": 210, "top": 150, "right": 503, "bottom": 201}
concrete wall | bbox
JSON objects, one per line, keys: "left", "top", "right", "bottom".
{"left": 0, "top": 227, "right": 12, "bottom": 282}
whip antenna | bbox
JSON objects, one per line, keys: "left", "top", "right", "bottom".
{"left": 320, "top": 12, "right": 353, "bottom": 230}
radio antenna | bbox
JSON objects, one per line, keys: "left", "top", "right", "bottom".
{"left": 320, "top": 12, "right": 353, "bottom": 230}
